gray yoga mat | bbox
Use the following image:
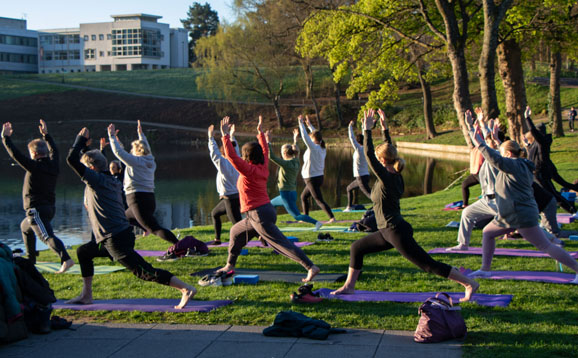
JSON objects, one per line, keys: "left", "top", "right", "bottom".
{"left": 190, "top": 267, "right": 346, "bottom": 283}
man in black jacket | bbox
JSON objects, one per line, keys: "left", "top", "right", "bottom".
{"left": 1, "top": 121, "right": 74, "bottom": 273}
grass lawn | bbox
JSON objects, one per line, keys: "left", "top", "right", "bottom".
{"left": 33, "top": 132, "right": 578, "bottom": 357}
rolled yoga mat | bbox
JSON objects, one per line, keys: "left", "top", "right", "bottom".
{"left": 35, "top": 262, "right": 124, "bottom": 275}
{"left": 53, "top": 298, "right": 233, "bottom": 313}
{"left": 315, "top": 288, "right": 512, "bottom": 307}
{"left": 460, "top": 268, "right": 578, "bottom": 284}
{"left": 190, "top": 267, "right": 346, "bottom": 283}
{"left": 428, "top": 247, "right": 578, "bottom": 258}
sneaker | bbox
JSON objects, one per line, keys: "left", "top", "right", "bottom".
{"left": 156, "top": 252, "right": 179, "bottom": 262}
{"left": 314, "top": 221, "right": 323, "bottom": 232}
{"left": 469, "top": 269, "right": 492, "bottom": 278}
{"left": 446, "top": 244, "right": 468, "bottom": 251}
{"left": 198, "top": 274, "right": 222, "bottom": 287}
{"left": 290, "top": 283, "right": 323, "bottom": 303}
{"left": 185, "top": 248, "right": 209, "bottom": 257}
{"left": 342, "top": 207, "right": 353, "bottom": 213}
{"left": 220, "top": 270, "right": 235, "bottom": 286}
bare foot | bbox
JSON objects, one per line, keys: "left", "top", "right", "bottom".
{"left": 56, "top": 259, "right": 75, "bottom": 274}
{"left": 331, "top": 285, "right": 355, "bottom": 295}
{"left": 174, "top": 285, "right": 197, "bottom": 309}
{"left": 459, "top": 280, "right": 480, "bottom": 302}
{"left": 327, "top": 218, "right": 336, "bottom": 223}
{"left": 66, "top": 294, "right": 93, "bottom": 305}
{"left": 302, "top": 265, "right": 320, "bottom": 283}
{"left": 216, "top": 264, "right": 234, "bottom": 275}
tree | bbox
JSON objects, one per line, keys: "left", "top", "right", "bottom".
{"left": 181, "top": 2, "right": 220, "bottom": 64}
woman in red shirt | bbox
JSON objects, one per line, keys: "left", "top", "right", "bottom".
{"left": 217, "top": 116, "right": 320, "bottom": 282}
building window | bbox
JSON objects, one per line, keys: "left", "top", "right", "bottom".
{"left": 91, "top": 34, "right": 96, "bottom": 41}
{"left": 43, "top": 51, "right": 53, "bottom": 61}
{"left": 57, "top": 35, "right": 67, "bottom": 44}
{"left": 0, "top": 52, "right": 38, "bottom": 64}
{"left": 71, "top": 35, "right": 80, "bottom": 44}
{"left": 107, "top": 33, "right": 112, "bottom": 40}
{"left": 99, "top": 51, "right": 105, "bottom": 57}
{"left": 84, "top": 35, "right": 89, "bottom": 41}
{"left": 72, "top": 50, "right": 80, "bottom": 60}
{"left": 40, "top": 35, "right": 53, "bottom": 45}
{"left": 0, "top": 34, "right": 38, "bottom": 47}
{"left": 84, "top": 48, "right": 95, "bottom": 59}
{"left": 99, "top": 34, "right": 104, "bottom": 40}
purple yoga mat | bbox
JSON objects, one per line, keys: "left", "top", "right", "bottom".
{"left": 429, "top": 247, "right": 578, "bottom": 258}
{"left": 315, "top": 288, "right": 512, "bottom": 307}
{"left": 460, "top": 268, "right": 577, "bottom": 284}
{"left": 557, "top": 214, "right": 576, "bottom": 224}
{"left": 53, "top": 298, "right": 233, "bottom": 313}
{"left": 281, "top": 220, "right": 357, "bottom": 224}
{"left": 208, "top": 241, "right": 314, "bottom": 248}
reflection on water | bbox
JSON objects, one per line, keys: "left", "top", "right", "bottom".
{"left": 0, "top": 136, "right": 466, "bottom": 251}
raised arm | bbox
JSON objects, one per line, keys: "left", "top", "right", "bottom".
{"left": 230, "top": 123, "right": 241, "bottom": 157}
{"left": 1, "top": 122, "right": 37, "bottom": 172}
{"left": 136, "top": 120, "right": 151, "bottom": 153}
{"left": 265, "top": 130, "right": 283, "bottom": 167}
{"left": 39, "top": 119, "right": 59, "bottom": 163}
{"left": 377, "top": 109, "right": 392, "bottom": 144}
{"left": 524, "top": 106, "right": 546, "bottom": 144}
{"left": 362, "top": 109, "right": 389, "bottom": 180}
{"left": 305, "top": 115, "right": 316, "bottom": 133}
{"left": 221, "top": 116, "right": 253, "bottom": 175}
{"left": 298, "top": 115, "right": 316, "bottom": 149}
{"left": 348, "top": 120, "right": 362, "bottom": 150}
{"left": 67, "top": 128, "right": 90, "bottom": 178}
{"left": 108, "top": 123, "right": 141, "bottom": 167}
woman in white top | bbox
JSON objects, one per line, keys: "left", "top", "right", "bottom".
{"left": 109, "top": 121, "right": 178, "bottom": 245}
{"left": 298, "top": 115, "right": 335, "bottom": 222}
{"left": 344, "top": 120, "right": 371, "bottom": 211}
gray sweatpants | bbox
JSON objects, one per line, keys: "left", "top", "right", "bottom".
{"left": 540, "top": 197, "right": 560, "bottom": 235}
{"left": 226, "top": 203, "right": 314, "bottom": 270}
{"left": 457, "top": 197, "right": 497, "bottom": 247}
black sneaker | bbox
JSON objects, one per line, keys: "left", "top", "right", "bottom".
{"left": 156, "top": 252, "right": 179, "bottom": 262}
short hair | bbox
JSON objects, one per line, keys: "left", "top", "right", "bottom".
{"left": 131, "top": 140, "right": 150, "bottom": 156}
{"left": 241, "top": 142, "right": 265, "bottom": 165}
{"left": 375, "top": 142, "right": 405, "bottom": 173}
{"left": 81, "top": 150, "right": 108, "bottom": 172}
{"left": 27, "top": 139, "right": 48, "bottom": 157}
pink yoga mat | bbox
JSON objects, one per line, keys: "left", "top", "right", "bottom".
{"left": 281, "top": 220, "right": 356, "bottom": 224}
{"left": 557, "top": 214, "right": 576, "bottom": 224}
{"left": 207, "top": 241, "right": 314, "bottom": 248}
{"left": 429, "top": 247, "right": 578, "bottom": 258}
{"left": 53, "top": 298, "right": 232, "bottom": 313}
{"left": 460, "top": 268, "right": 577, "bottom": 284}
{"left": 315, "top": 288, "right": 512, "bottom": 307}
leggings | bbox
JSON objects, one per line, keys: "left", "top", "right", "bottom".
{"left": 346, "top": 175, "right": 372, "bottom": 207}
{"left": 349, "top": 219, "right": 452, "bottom": 278}
{"left": 211, "top": 195, "right": 242, "bottom": 240}
{"left": 271, "top": 191, "right": 318, "bottom": 225}
{"left": 226, "top": 203, "right": 314, "bottom": 270}
{"left": 21, "top": 205, "right": 71, "bottom": 264}
{"left": 76, "top": 228, "right": 173, "bottom": 284}
{"left": 481, "top": 222, "right": 578, "bottom": 272}
{"left": 301, "top": 175, "right": 334, "bottom": 219}
{"left": 125, "top": 192, "right": 179, "bottom": 244}
{"left": 461, "top": 174, "right": 480, "bottom": 206}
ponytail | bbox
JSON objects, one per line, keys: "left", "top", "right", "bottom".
{"left": 393, "top": 158, "right": 405, "bottom": 173}
{"left": 310, "top": 131, "right": 325, "bottom": 149}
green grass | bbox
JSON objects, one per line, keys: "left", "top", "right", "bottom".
{"left": 35, "top": 132, "right": 578, "bottom": 357}
{"left": 0, "top": 77, "right": 72, "bottom": 101}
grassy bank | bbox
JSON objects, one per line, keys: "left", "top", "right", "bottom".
{"left": 32, "top": 132, "right": 578, "bottom": 357}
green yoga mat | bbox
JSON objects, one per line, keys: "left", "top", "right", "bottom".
{"left": 35, "top": 262, "right": 125, "bottom": 275}
{"left": 279, "top": 225, "right": 352, "bottom": 233}
{"left": 191, "top": 267, "right": 346, "bottom": 283}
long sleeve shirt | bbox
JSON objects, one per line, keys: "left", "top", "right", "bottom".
{"left": 299, "top": 121, "right": 326, "bottom": 179}
{"left": 269, "top": 144, "right": 300, "bottom": 192}
{"left": 2, "top": 134, "right": 59, "bottom": 210}
{"left": 222, "top": 132, "right": 270, "bottom": 213}
{"left": 109, "top": 131, "right": 156, "bottom": 195}
{"left": 208, "top": 136, "right": 239, "bottom": 197}
{"left": 348, "top": 124, "right": 369, "bottom": 177}
{"left": 364, "top": 129, "right": 404, "bottom": 229}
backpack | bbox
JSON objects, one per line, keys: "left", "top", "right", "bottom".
{"left": 414, "top": 293, "right": 467, "bottom": 343}
{"left": 263, "top": 311, "right": 346, "bottom": 340}
{"left": 167, "top": 236, "right": 209, "bottom": 257}
{"left": 350, "top": 209, "right": 377, "bottom": 232}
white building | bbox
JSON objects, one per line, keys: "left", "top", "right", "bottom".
{"left": 38, "top": 14, "right": 188, "bottom": 73}
{"left": 0, "top": 17, "right": 38, "bottom": 73}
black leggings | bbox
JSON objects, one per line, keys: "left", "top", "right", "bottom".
{"left": 21, "top": 205, "right": 71, "bottom": 264}
{"left": 301, "top": 175, "right": 334, "bottom": 219}
{"left": 76, "top": 228, "right": 173, "bottom": 285}
{"left": 211, "top": 195, "right": 242, "bottom": 240}
{"left": 125, "top": 192, "right": 178, "bottom": 244}
{"left": 349, "top": 220, "right": 451, "bottom": 278}
{"left": 346, "top": 175, "right": 372, "bottom": 207}
{"left": 461, "top": 174, "right": 479, "bottom": 206}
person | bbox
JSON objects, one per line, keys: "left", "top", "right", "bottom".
{"left": 1, "top": 121, "right": 74, "bottom": 273}
{"left": 298, "top": 115, "right": 336, "bottom": 222}
{"left": 466, "top": 121, "right": 578, "bottom": 283}
{"left": 65, "top": 127, "right": 196, "bottom": 308}
{"left": 207, "top": 123, "right": 242, "bottom": 246}
{"left": 460, "top": 108, "right": 487, "bottom": 209}
{"left": 569, "top": 106, "right": 576, "bottom": 132}
{"left": 216, "top": 116, "right": 320, "bottom": 283}
{"left": 108, "top": 120, "right": 179, "bottom": 245}
{"left": 344, "top": 119, "right": 371, "bottom": 212}
{"left": 332, "top": 109, "right": 479, "bottom": 301}
{"left": 266, "top": 128, "right": 322, "bottom": 230}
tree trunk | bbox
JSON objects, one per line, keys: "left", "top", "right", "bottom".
{"left": 302, "top": 62, "right": 322, "bottom": 124}
{"left": 549, "top": 50, "right": 564, "bottom": 137}
{"left": 478, "top": 0, "right": 513, "bottom": 119}
{"left": 424, "top": 158, "right": 436, "bottom": 195}
{"left": 497, "top": 39, "right": 527, "bottom": 143}
{"left": 330, "top": 65, "right": 344, "bottom": 128}
{"left": 273, "top": 95, "right": 284, "bottom": 129}
{"left": 416, "top": 65, "right": 436, "bottom": 139}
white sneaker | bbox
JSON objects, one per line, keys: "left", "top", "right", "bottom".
{"left": 469, "top": 270, "right": 492, "bottom": 278}
{"left": 314, "top": 221, "right": 323, "bottom": 231}
{"left": 342, "top": 207, "right": 352, "bottom": 213}
{"left": 446, "top": 244, "right": 468, "bottom": 251}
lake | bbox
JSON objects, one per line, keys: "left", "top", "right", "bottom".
{"left": 0, "top": 133, "right": 466, "bottom": 251}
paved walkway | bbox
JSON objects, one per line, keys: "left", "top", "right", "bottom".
{"left": 1, "top": 323, "right": 462, "bottom": 358}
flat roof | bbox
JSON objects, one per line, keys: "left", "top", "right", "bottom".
{"left": 111, "top": 14, "right": 163, "bottom": 21}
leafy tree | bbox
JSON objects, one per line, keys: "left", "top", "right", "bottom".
{"left": 181, "top": 2, "right": 220, "bottom": 64}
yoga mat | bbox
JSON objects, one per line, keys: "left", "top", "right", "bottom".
{"left": 315, "top": 288, "right": 512, "bottom": 307}
{"left": 35, "top": 262, "right": 125, "bottom": 275}
{"left": 281, "top": 220, "right": 357, "bottom": 224}
{"left": 207, "top": 241, "right": 315, "bottom": 248}
{"left": 53, "top": 298, "right": 232, "bottom": 313}
{"left": 332, "top": 209, "right": 367, "bottom": 213}
{"left": 190, "top": 267, "right": 346, "bottom": 283}
{"left": 443, "top": 201, "right": 463, "bottom": 211}
{"left": 279, "top": 226, "right": 352, "bottom": 233}
{"left": 429, "top": 247, "right": 578, "bottom": 259}
{"left": 460, "top": 268, "right": 578, "bottom": 284}
{"left": 557, "top": 213, "right": 576, "bottom": 224}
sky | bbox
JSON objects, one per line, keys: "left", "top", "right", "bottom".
{"left": 2, "top": 0, "right": 236, "bottom": 30}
